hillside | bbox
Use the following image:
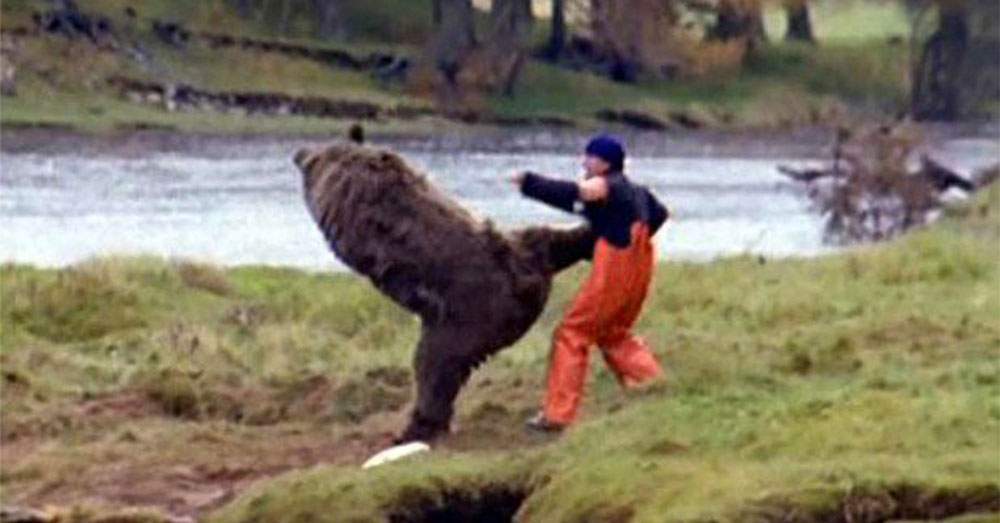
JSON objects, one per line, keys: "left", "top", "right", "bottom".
{"left": 0, "top": 0, "right": 918, "bottom": 136}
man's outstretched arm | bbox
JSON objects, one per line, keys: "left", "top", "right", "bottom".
{"left": 513, "top": 171, "right": 608, "bottom": 213}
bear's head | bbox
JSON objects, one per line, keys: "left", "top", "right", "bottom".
{"left": 295, "top": 143, "right": 411, "bottom": 190}
{"left": 293, "top": 142, "right": 430, "bottom": 220}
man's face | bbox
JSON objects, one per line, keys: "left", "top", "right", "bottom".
{"left": 583, "top": 155, "right": 610, "bottom": 178}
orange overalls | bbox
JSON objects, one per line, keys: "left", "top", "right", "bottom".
{"left": 543, "top": 221, "right": 663, "bottom": 425}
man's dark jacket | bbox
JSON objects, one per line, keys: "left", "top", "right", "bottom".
{"left": 520, "top": 171, "right": 668, "bottom": 249}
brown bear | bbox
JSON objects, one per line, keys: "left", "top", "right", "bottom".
{"left": 293, "top": 142, "right": 595, "bottom": 443}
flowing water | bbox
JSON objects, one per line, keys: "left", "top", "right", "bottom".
{"left": 2, "top": 134, "right": 996, "bottom": 270}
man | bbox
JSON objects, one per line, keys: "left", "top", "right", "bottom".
{"left": 512, "top": 134, "right": 668, "bottom": 432}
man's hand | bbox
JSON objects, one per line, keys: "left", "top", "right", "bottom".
{"left": 509, "top": 171, "right": 528, "bottom": 187}
{"left": 577, "top": 176, "right": 609, "bottom": 202}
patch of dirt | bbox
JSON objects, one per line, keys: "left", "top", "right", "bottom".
{"left": 75, "top": 392, "right": 161, "bottom": 419}
{"left": 1, "top": 418, "right": 397, "bottom": 521}
{"left": 2, "top": 392, "right": 164, "bottom": 442}
{"left": 0, "top": 374, "right": 552, "bottom": 522}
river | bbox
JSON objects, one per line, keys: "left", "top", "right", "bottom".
{"left": 1, "top": 129, "right": 996, "bottom": 270}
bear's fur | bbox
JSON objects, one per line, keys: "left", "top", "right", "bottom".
{"left": 293, "top": 142, "right": 594, "bottom": 442}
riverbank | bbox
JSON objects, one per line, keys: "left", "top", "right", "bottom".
{"left": 3, "top": 120, "right": 998, "bottom": 158}
{"left": 2, "top": 185, "right": 997, "bottom": 522}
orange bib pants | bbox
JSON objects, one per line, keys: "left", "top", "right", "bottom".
{"left": 543, "top": 222, "right": 663, "bottom": 425}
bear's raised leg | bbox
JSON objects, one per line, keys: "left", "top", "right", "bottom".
{"left": 397, "top": 325, "right": 482, "bottom": 443}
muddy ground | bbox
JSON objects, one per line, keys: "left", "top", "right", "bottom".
{"left": 1, "top": 369, "right": 560, "bottom": 521}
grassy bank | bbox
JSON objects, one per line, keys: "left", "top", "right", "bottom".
{"left": 2, "top": 184, "right": 998, "bottom": 521}
{"left": 0, "top": 0, "right": 915, "bottom": 135}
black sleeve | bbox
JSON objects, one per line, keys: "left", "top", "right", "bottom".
{"left": 640, "top": 186, "right": 669, "bottom": 235}
{"left": 520, "top": 172, "right": 580, "bottom": 214}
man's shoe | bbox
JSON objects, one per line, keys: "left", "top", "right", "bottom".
{"left": 525, "top": 411, "right": 565, "bottom": 433}
{"left": 624, "top": 376, "right": 668, "bottom": 397}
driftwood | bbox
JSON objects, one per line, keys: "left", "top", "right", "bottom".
{"left": 777, "top": 125, "right": 992, "bottom": 244}
{"left": 919, "top": 155, "right": 975, "bottom": 191}
{"left": 778, "top": 155, "right": 976, "bottom": 192}
{"left": 776, "top": 165, "right": 836, "bottom": 183}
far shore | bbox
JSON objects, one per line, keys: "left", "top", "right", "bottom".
{"left": 3, "top": 120, "right": 998, "bottom": 159}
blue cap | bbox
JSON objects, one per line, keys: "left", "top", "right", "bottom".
{"left": 584, "top": 134, "right": 625, "bottom": 172}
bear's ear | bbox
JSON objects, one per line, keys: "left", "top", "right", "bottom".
{"left": 348, "top": 123, "right": 365, "bottom": 144}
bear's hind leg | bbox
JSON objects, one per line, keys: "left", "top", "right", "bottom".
{"left": 397, "top": 326, "right": 482, "bottom": 444}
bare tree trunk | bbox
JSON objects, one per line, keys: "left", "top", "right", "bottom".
{"left": 501, "top": 52, "right": 527, "bottom": 96}
{"left": 488, "top": 0, "right": 533, "bottom": 95}
{"left": 252, "top": 0, "right": 266, "bottom": 22}
{"left": 753, "top": 10, "right": 767, "bottom": 44}
{"left": 912, "top": 4, "right": 968, "bottom": 120}
{"left": 432, "top": 0, "right": 443, "bottom": 27}
{"left": 544, "top": 0, "right": 566, "bottom": 60}
{"left": 313, "top": 0, "right": 341, "bottom": 39}
{"left": 278, "top": 0, "right": 295, "bottom": 35}
{"left": 784, "top": 1, "right": 815, "bottom": 43}
{"left": 432, "top": 0, "right": 476, "bottom": 89}
{"left": 232, "top": 0, "right": 255, "bottom": 18}
{"left": 710, "top": 0, "right": 766, "bottom": 53}
{"left": 489, "top": 0, "right": 533, "bottom": 39}
{"left": 589, "top": 0, "right": 678, "bottom": 82}
{"left": 589, "top": 0, "right": 638, "bottom": 82}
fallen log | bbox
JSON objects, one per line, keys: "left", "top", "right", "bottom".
{"left": 777, "top": 165, "right": 838, "bottom": 183}
{"left": 920, "top": 155, "right": 975, "bottom": 191}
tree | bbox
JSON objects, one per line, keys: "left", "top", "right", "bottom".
{"left": 590, "top": 0, "right": 679, "bottom": 82}
{"left": 230, "top": 0, "right": 300, "bottom": 35}
{"left": 909, "top": 0, "right": 1000, "bottom": 121}
{"left": 544, "top": 0, "right": 567, "bottom": 60}
{"left": 784, "top": 0, "right": 814, "bottom": 43}
{"left": 432, "top": 0, "right": 443, "bottom": 26}
{"left": 278, "top": 0, "right": 295, "bottom": 34}
{"left": 231, "top": 0, "right": 256, "bottom": 19}
{"left": 486, "top": 0, "right": 534, "bottom": 95}
{"left": 708, "top": 0, "right": 767, "bottom": 54}
{"left": 312, "top": 0, "right": 342, "bottom": 39}
{"left": 431, "top": 0, "right": 476, "bottom": 88}
{"left": 911, "top": 1, "right": 969, "bottom": 120}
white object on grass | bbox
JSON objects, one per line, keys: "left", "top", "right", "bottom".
{"left": 939, "top": 186, "right": 971, "bottom": 205}
{"left": 362, "top": 441, "right": 431, "bottom": 469}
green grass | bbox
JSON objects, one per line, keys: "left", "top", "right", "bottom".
{"left": 492, "top": 0, "right": 914, "bottom": 125}
{"left": 763, "top": 0, "right": 912, "bottom": 43}
{"left": 0, "top": 73, "right": 437, "bottom": 136}
{"left": 489, "top": 38, "right": 909, "bottom": 128}
{"left": 205, "top": 188, "right": 999, "bottom": 523}
{"left": 0, "top": 0, "right": 920, "bottom": 134}
{"left": 0, "top": 14, "right": 436, "bottom": 135}
{"left": 3, "top": 181, "right": 998, "bottom": 520}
